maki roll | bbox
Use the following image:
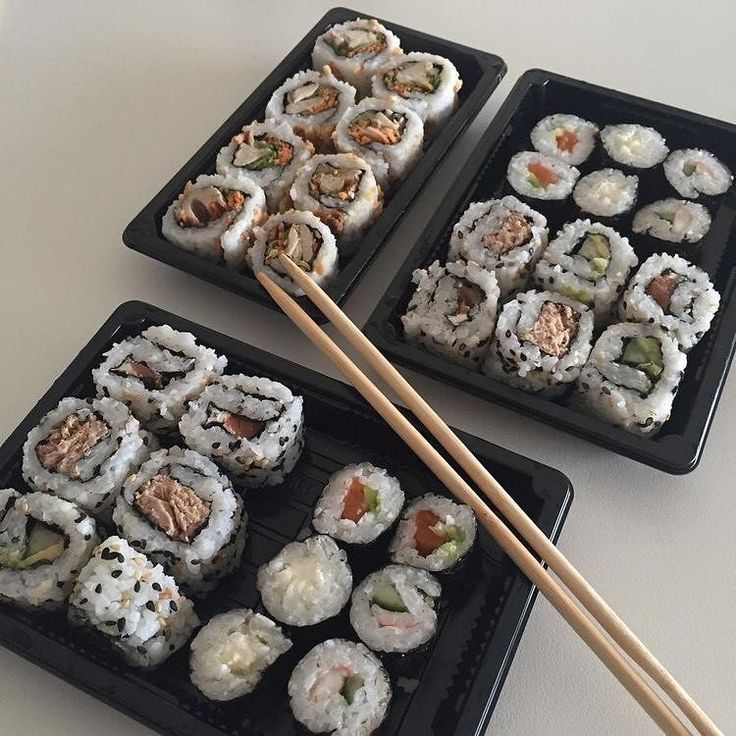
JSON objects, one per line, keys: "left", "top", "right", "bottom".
{"left": 190, "top": 609, "right": 292, "bottom": 701}
{"left": 349, "top": 565, "right": 440, "bottom": 653}
{"left": 250, "top": 210, "right": 339, "bottom": 297}
{"left": 112, "top": 447, "right": 247, "bottom": 596}
{"left": 312, "top": 462, "right": 405, "bottom": 544}
{"left": 600, "top": 124, "right": 668, "bottom": 168}
{"left": 256, "top": 535, "right": 352, "bottom": 626}
{"left": 161, "top": 174, "right": 267, "bottom": 268}
{"left": 93, "top": 324, "right": 227, "bottom": 432}
{"left": 68, "top": 536, "right": 199, "bottom": 667}
{"left": 288, "top": 639, "right": 391, "bottom": 736}
{"left": 484, "top": 290, "right": 595, "bottom": 394}
{"left": 401, "top": 260, "right": 500, "bottom": 370}
{"left": 334, "top": 97, "right": 424, "bottom": 191}
{"left": 532, "top": 220, "right": 638, "bottom": 323}
{"left": 290, "top": 152, "right": 382, "bottom": 243}
{"left": 632, "top": 198, "right": 711, "bottom": 243}
{"left": 22, "top": 396, "right": 152, "bottom": 516}
{"left": 663, "top": 149, "right": 733, "bottom": 199}
{"left": 572, "top": 169, "right": 639, "bottom": 218}
{"left": 265, "top": 66, "right": 356, "bottom": 152}
{"left": 0, "top": 492, "right": 99, "bottom": 609}
{"left": 577, "top": 323, "right": 687, "bottom": 434}
{"left": 447, "top": 195, "right": 548, "bottom": 298}
{"left": 390, "top": 494, "right": 476, "bottom": 573}
{"left": 312, "top": 17, "right": 403, "bottom": 97}
{"left": 216, "top": 120, "right": 314, "bottom": 212}
{"left": 530, "top": 114, "right": 599, "bottom": 166}
{"left": 619, "top": 253, "right": 720, "bottom": 351}
{"left": 178, "top": 373, "right": 304, "bottom": 488}
{"left": 507, "top": 151, "right": 580, "bottom": 200}
{"left": 372, "top": 52, "right": 462, "bottom": 131}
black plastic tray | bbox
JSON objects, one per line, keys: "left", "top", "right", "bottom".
{"left": 122, "top": 8, "right": 506, "bottom": 323}
{"left": 364, "top": 69, "right": 736, "bottom": 474}
{"left": 0, "top": 300, "right": 571, "bottom": 736}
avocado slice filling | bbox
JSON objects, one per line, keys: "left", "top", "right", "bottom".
{"left": 0, "top": 521, "right": 66, "bottom": 570}
{"left": 576, "top": 233, "right": 611, "bottom": 280}
{"left": 363, "top": 485, "right": 380, "bottom": 514}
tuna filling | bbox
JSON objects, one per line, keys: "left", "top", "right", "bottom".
{"left": 284, "top": 82, "right": 339, "bottom": 117}
{"left": 203, "top": 404, "right": 266, "bottom": 440}
{"left": 174, "top": 183, "right": 246, "bottom": 228}
{"left": 521, "top": 302, "right": 580, "bottom": 358}
{"left": 327, "top": 28, "right": 386, "bottom": 58}
{"left": 646, "top": 271, "right": 683, "bottom": 312}
{"left": 309, "top": 163, "right": 363, "bottom": 208}
{"left": 265, "top": 222, "right": 323, "bottom": 273}
{"left": 36, "top": 413, "right": 110, "bottom": 477}
{"left": 447, "top": 279, "right": 484, "bottom": 326}
{"left": 340, "top": 477, "right": 380, "bottom": 523}
{"left": 231, "top": 131, "right": 294, "bottom": 171}
{"left": 348, "top": 110, "right": 406, "bottom": 146}
{"left": 111, "top": 358, "right": 195, "bottom": 390}
{"left": 384, "top": 61, "right": 442, "bottom": 96}
{"left": 483, "top": 212, "right": 533, "bottom": 255}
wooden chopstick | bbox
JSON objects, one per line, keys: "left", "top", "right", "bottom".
{"left": 275, "top": 256, "right": 720, "bottom": 736}
{"left": 255, "top": 268, "right": 690, "bottom": 736}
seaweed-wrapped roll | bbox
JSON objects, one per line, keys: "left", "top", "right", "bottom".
{"left": 530, "top": 114, "right": 599, "bottom": 166}
{"left": 632, "top": 199, "right": 711, "bottom": 243}
{"left": 663, "top": 149, "right": 733, "bottom": 199}
{"left": 507, "top": 151, "right": 580, "bottom": 200}
{"left": 600, "top": 124, "right": 668, "bottom": 168}
{"left": 573, "top": 169, "right": 639, "bottom": 218}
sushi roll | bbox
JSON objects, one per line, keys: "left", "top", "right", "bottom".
{"left": 312, "top": 17, "right": 403, "bottom": 97}
{"left": 530, "top": 114, "right": 599, "bottom": 166}
{"left": 256, "top": 535, "right": 352, "bottom": 626}
{"left": 216, "top": 120, "right": 314, "bottom": 213}
{"left": 93, "top": 324, "right": 227, "bottom": 433}
{"left": 22, "top": 396, "right": 152, "bottom": 516}
{"left": 401, "top": 260, "right": 500, "bottom": 371}
{"left": 577, "top": 323, "right": 687, "bottom": 434}
{"left": 312, "top": 463, "right": 405, "bottom": 544}
{"left": 663, "top": 149, "right": 733, "bottom": 199}
{"left": 68, "top": 536, "right": 199, "bottom": 667}
{"left": 178, "top": 373, "right": 304, "bottom": 488}
{"left": 288, "top": 639, "right": 391, "bottom": 736}
{"left": 349, "top": 565, "right": 440, "bottom": 653}
{"left": 190, "top": 609, "right": 292, "bottom": 701}
{"left": 390, "top": 494, "right": 476, "bottom": 573}
{"left": 600, "top": 124, "right": 668, "bottom": 168}
{"left": 161, "top": 174, "right": 267, "bottom": 268}
{"left": 250, "top": 210, "right": 339, "bottom": 297}
{"left": 507, "top": 151, "right": 580, "bottom": 200}
{"left": 0, "top": 492, "right": 99, "bottom": 609}
{"left": 371, "top": 51, "right": 461, "bottom": 131}
{"left": 484, "top": 290, "right": 595, "bottom": 394}
{"left": 112, "top": 447, "right": 247, "bottom": 596}
{"left": 290, "top": 152, "right": 382, "bottom": 243}
{"left": 334, "top": 96, "right": 424, "bottom": 191}
{"left": 265, "top": 66, "right": 356, "bottom": 152}
{"left": 573, "top": 169, "right": 639, "bottom": 217}
{"left": 619, "top": 253, "right": 720, "bottom": 351}
{"left": 447, "top": 195, "right": 548, "bottom": 298}
{"left": 632, "top": 198, "right": 711, "bottom": 243}
{"left": 532, "top": 220, "right": 639, "bottom": 323}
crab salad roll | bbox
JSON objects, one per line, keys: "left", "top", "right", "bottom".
{"left": 530, "top": 114, "right": 599, "bottom": 166}
{"left": 573, "top": 168, "right": 639, "bottom": 217}
{"left": 507, "top": 151, "right": 580, "bottom": 200}
{"left": 632, "top": 199, "right": 711, "bottom": 243}
{"left": 600, "top": 123, "right": 668, "bottom": 168}
{"left": 663, "top": 149, "right": 733, "bottom": 199}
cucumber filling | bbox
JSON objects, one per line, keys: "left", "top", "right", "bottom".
{"left": 0, "top": 521, "right": 66, "bottom": 570}
{"left": 371, "top": 582, "right": 408, "bottom": 613}
{"left": 619, "top": 336, "right": 664, "bottom": 388}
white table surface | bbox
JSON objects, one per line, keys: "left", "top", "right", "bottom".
{"left": 1, "top": 1, "right": 734, "bottom": 734}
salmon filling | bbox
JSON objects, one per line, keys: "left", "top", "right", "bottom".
{"left": 340, "top": 478, "right": 380, "bottom": 523}
{"left": 328, "top": 28, "right": 386, "bottom": 58}
{"left": 526, "top": 161, "right": 559, "bottom": 189}
{"left": 446, "top": 279, "right": 484, "bottom": 326}
{"left": 36, "top": 414, "right": 110, "bottom": 477}
{"left": 348, "top": 110, "right": 406, "bottom": 146}
{"left": 384, "top": 61, "right": 442, "bottom": 96}
{"left": 482, "top": 212, "right": 533, "bottom": 255}
{"left": 203, "top": 405, "right": 266, "bottom": 440}
{"left": 521, "top": 302, "right": 580, "bottom": 358}
{"left": 265, "top": 222, "right": 323, "bottom": 273}
{"left": 231, "top": 131, "right": 294, "bottom": 171}
{"left": 284, "top": 82, "right": 339, "bottom": 116}
{"left": 413, "top": 510, "right": 446, "bottom": 556}
{"left": 309, "top": 163, "right": 363, "bottom": 206}
{"left": 646, "top": 271, "right": 683, "bottom": 311}
{"left": 111, "top": 358, "right": 193, "bottom": 390}
{"left": 555, "top": 129, "right": 579, "bottom": 153}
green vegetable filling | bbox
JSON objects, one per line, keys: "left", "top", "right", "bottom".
{"left": 620, "top": 337, "right": 664, "bottom": 384}
{"left": 526, "top": 172, "right": 543, "bottom": 189}
{"left": 558, "top": 284, "right": 594, "bottom": 306}
{"left": 371, "top": 582, "right": 408, "bottom": 612}
{"left": 245, "top": 143, "right": 277, "bottom": 172}
{"left": 340, "top": 675, "right": 364, "bottom": 704}
{"left": 431, "top": 522, "right": 465, "bottom": 559}
{"left": 577, "top": 233, "right": 611, "bottom": 280}
{"left": 363, "top": 485, "right": 381, "bottom": 514}
{"left": 0, "top": 522, "right": 66, "bottom": 570}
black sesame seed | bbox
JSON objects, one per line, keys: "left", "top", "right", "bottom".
{"left": 117, "top": 617, "right": 126, "bottom": 632}
{"left": 152, "top": 582, "right": 162, "bottom": 592}
{"left": 111, "top": 570, "right": 122, "bottom": 578}
{"left": 145, "top": 601, "right": 156, "bottom": 612}
{"left": 137, "top": 646, "right": 147, "bottom": 655}
{"left": 95, "top": 584, "right": 102, "bottom": 594}
{"left": 134, "top": 581, "right": 141, "bottom": 592}
{"left": 212, "top": 442, "right": 221, "bottom": 450}
{"left": 170, "top": 601, "right": 178, "bottom": 612}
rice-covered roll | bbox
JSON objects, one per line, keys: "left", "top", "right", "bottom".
{"left": 600, "top": 124, "right": 668, "bottom": 168}
{"left": 533, "top": 220, "right": 638, "bottom": 323}
{"left": 632, "top": 198, "right": 711, "bottom": 243}
{"left": 577, "top": 323, "right": 687, "bottom": 434}
{"left": 190, "top": 609, "right": 292, "bottom": 701}
{"left": 69, "top": 536, "right": 199, "bottom": 667}
{"left": 288, "top": 639, "right": 391, "bottom": 736}
{"left": 390, "top": 494, "right": 476, "bottom": 572}
{"left": 257, "top": 535, "right": 352, "bottom": 626}
{"left": 507, "top": 151, "right": 580, "bottom": 200}
{"left": 663, "top": 149, "right": 733, "bottom": 199}
{"left": 250, "top": 210, "right": 339, "bottom": 297}
{"left": 484, "top": 290, "right": 595, "bottom": 394}
{"left": 312, "top": 17, "right": 403, "bottom": 97}
{"left": 93, "top": 325, "right": 227, "bottom": 433}
{"left": 0, "top": 492, "right": 99, "bottom": 609}
{"left": 179, "top": 374, "right": 304, "bottom": 488}
{"left": 161, "top": 174, "right": 266, "bottom": 268}
{"left": 22, "top": 396, "right": 152, "bottom": 516}
{"left": 447, "top": 195, "right": 548, "bottom": 298}
{"left": 265, "top": 66, "right": 356, "bottom": 152}
{"left": 573, "top": 169, "right": 638, "bottom": 217}
{"left": 112, "top": 447, "right": 247, "bottom": 596}
{"left": 349, "top": 565, "right": 440, "bottom": 653}
{"left": 620, "top": 253, "right": 720, "bottom": 351}
{"left": 372, "top": 52, "right": 461, "bottom": 131}
{"left": 530, "top": 114, "right": 599, "bottom": 166}
{"left": 216, "top": 120, "right": 314, "bottom": 212}
{"left": 290, "top": 152, "right": 382, "bottom": 242}
{"left": 313, "top": 463, "right": 405, "bottom": 544}
{"left": 334, "top": 97, "right": 424, "bottom": 191}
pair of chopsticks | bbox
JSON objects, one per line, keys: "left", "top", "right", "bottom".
{"left": 256, "top": 255, "right": 720, "bottom": 736}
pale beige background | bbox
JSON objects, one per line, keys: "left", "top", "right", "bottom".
{"left": 1, "top": 1, "right": 734, "bottom": 734}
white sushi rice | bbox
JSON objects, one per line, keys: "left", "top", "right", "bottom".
{"left": 600, "top": 124, "right": 668, "bottom": 168}
{"left": 507, "top": 151, "right": 580, "bottom": 200}
{"left": 663, "top": 149, "right": 733, "bottom": 199}
{"left": 573, "top": 168, "right": 638, "bottom": 217}
{"left": 530, "top": 113, "right": 599, "bottom": 166}
{"left": 632, "top": 199, "right": 711, "bottom": 243}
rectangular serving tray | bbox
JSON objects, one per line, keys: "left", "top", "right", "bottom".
{"left": 123, "top": 7, "right": 506, "bottom": 323}
{"left": 364, "top": 68, "right": 736, "bottom": 474}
